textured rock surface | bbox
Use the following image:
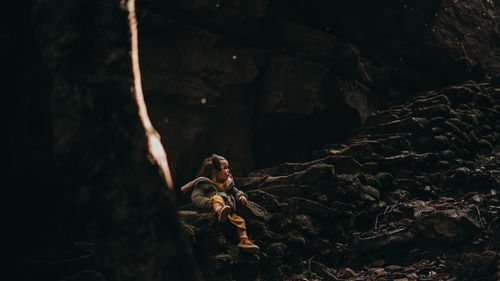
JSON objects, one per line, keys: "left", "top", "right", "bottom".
{"left": 180, "top": 81, "right": 500, "bottom": 280}
{"left": 5, "top": 1, "right": 500, "bottom": 281}
{"left": 7, "top": 1, "right": 200, "bottom": 281}
{"left": 135, "top": 1, "right": 500, "bottom": 184}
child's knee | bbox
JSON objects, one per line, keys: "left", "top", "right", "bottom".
{"left": 209, "top": 195, "right": 225, "bottom": 206}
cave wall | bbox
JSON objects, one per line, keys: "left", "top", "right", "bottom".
{"left": 4, "top": 0, "right": 498, "bottom": 280}
{"left": 137, "top": 5, "right": 364, "bottom": 184}
{"left": 136, "top": 0, "right": 499, "bottom": 185}
{"left": 291, "top": 0, "right": 500, "bottom": 90}
{"left": 6, "top": 1, "right": 200, "bottom": 280}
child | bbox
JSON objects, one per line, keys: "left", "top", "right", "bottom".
{"left": 182, "top": 154, "right": 259, "bottom": 253}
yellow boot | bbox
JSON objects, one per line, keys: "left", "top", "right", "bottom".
{"left": 238, "top": 237, "right": 260, "bottom": 254}
{"left": 237, "top": 228, "right": 259, "bottom": 253}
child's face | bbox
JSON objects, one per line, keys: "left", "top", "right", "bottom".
{"left": 213, "top": 159, "right": 230, "bottom": 183}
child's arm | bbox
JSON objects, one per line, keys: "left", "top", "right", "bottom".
{"left": 232, "top": 184, "right": 248, "bottom": 205}
{"left": 191, "top": 182, "right": 211, "bottom": 211}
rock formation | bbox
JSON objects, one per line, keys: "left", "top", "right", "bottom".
{"left": 179, "top": 80, "right": 500, "bottom": 280}
{"left": 7, "top": 1, "right": 200, "bottom": 280}
{"left": 5, "top": 0, "right": 499, "bottom": 280}
{"left": 136, "top": 0, "right": 500, "bottom": 184}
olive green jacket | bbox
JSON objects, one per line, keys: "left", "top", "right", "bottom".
{"left": 190, "top": 177, "right": 247, "bottom": 212}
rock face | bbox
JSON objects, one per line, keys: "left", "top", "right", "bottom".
{"left": 135, "top": 0, "right": 500, "bottom": 184}
{"left": 303, "top": 0, "right": 500, "bottom": 90}
{"left": 179, "top": 81, "right": 500, "bottom": 280}
{"left": 5, "top": 1, "right": 500, "bottom": 281}
{"left": 8, "top": 1, "right": 200, "bottom": 281}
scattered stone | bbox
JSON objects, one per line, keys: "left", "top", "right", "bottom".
{"left": 415, "top": 207, "right": 482, "bottom": 243}
{"left": 385, "top": 265, "right": 403, "bottom": 272}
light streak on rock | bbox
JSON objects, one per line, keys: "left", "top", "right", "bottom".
{"left": 124, "top": 0, "right": 174, "bottom": 189}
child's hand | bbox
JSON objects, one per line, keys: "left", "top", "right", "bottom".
{"left": 238, "top": 196, "right": 248, "bottom": 206}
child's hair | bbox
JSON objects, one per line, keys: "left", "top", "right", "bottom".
{"left": 197, "top": 154, "right": 227, "bottom": 178}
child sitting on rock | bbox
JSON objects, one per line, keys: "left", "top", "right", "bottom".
{"left": 181, "top": 154, "right": 260, "bottom": 253}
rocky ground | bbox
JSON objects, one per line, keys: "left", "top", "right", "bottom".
{"left": 178, "top": 80, "right": 500, "bottom": 280}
